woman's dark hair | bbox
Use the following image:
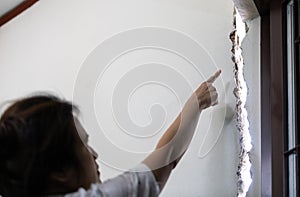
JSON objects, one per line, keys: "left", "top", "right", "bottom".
{"left": 0, "top": 93, "right": 80, "bottom": 197}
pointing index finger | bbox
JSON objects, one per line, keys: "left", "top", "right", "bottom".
{"left": 206, "top": 69, "right": 221, "bottom": 83}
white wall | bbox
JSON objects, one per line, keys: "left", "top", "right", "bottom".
{"left": 0, "top": 0, "right": 260, "bottom": 196}
{"left": 242, "top": 17, "right": 261, "bottom": 197}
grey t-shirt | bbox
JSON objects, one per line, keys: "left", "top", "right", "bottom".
{"left": 49, "top": 163, "right": 160, "bottom": 197}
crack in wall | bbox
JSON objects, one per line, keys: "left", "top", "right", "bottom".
{"left": 230, "top": 8, "right": 253, "bottom": 197}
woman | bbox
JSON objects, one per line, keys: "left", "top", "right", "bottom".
{"left": 0, "top": 70, "right": 221, "bottom": 197}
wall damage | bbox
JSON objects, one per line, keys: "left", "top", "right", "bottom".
{"left": 230, "top": 8, "right": 253, "bottom": 197}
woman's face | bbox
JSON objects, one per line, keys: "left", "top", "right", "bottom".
{"left": 73, "top": 118, "right": 101, "bottom": 188}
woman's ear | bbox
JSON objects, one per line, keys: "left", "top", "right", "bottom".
{"left": 50, "top": 170, "right": 68, "bottom": 183}
{"left": 45, "top": 167, "right": 79, "bottom": 194}
{"left": 49, "top": 167, "right": 78, "bottom": 187}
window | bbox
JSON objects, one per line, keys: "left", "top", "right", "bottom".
{"left": 257, "top": 0, "right": 299, "bottom": 195}
{"left": 284, "top": 0, "right": 300, "bottom": 196}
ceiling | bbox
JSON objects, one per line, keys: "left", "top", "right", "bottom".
{"left": 233, "top": 0, "right": 259, "bottom": 21}
{"left": 0, "top": 0, "right": 25, "bottom": 17}
{"left": 0, "top": 0, "right": 260, "bottom": 25}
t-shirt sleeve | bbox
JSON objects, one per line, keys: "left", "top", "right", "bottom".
{"left": 64, "top": 163, "right": 160, "bottom": 197}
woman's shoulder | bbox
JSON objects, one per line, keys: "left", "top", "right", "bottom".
{"left": 49, "top": 163, "right": 160, "bottom": 197}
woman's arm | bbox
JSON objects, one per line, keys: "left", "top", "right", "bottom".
{"left": 143, "top": 70, "right": 221, "bottom": 191}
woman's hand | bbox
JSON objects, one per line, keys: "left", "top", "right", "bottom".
{"left": 195, "top": 70, "right": 221, "bottom": 110}
{"left": 144, "top": 69, "right": 221, "bottom": 192}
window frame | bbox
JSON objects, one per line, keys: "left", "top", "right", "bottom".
{"left": 255, "top": 0, "right": 299, "bottom": 196}
{"left": 254, "top": 0, "right": 286, "bottom": 196}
